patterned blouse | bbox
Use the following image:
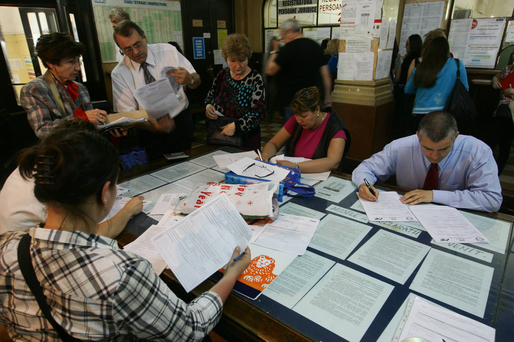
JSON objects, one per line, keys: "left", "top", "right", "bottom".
{"left": 498, "top": 64, "right": 514, "bottom": 107}
{"left": 205, "top": 68, "right": 266, "bottom": 133}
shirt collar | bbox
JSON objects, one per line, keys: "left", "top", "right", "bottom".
{"left": 30, "top": 227, "right": 119, "bottom": 250}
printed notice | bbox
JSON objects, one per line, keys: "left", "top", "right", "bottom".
{"left": 315, "top": 176, "right": 357, "bottom": 203}
{"left": 293, "top": 264, "right": 394, "bottom": 342}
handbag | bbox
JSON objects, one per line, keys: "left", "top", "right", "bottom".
{"left": 17, "top": 234, "right": 82, "bottom": 342}
{"left": 207, "top": 117, "right": 244, "bottom": 147}
{"left": 444, "top": 59, "right": 478, "bottom": 127}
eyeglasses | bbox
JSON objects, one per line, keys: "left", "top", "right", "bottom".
{"left": 120, "top": 40, "right": 145, "bottom": 55}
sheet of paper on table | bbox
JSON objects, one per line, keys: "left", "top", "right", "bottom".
{"left": 252, "top": 213, "right": 320, "bottom": 255}
{"left": 150, "top": 193, "right": 183, "bottom": 215}
{"left": 124, "top": 224, "right": 170, "bottom": 275}
{"left": 293, "top": 263, "right": 394, "bottom": 342}
{"left": 228, "top": 157, "right": 289, "bottom": 182}
{"left": 133, "top": 79, "right": 182, "bottom": 120}
{"left": 347, "top": 229, "right": 431, "bottom": 285}
{"left": 410, "top": 249, "right": 494, "bottom": 318}
{"left": 359, "top": 191, "right": 418, "bottom": 222}
{"left": 410, "top": 205, "right": 489, "bottom": 244}
{"left": 396, "top": 296, "right": 495, "bottom": 342}
{"left": 119, "top": 174, "right": 167, "bottom": 196}
{"left": 150, "top": 161, "right": 205, "bottom": 183}
{"left": 188, "top": 150, "right": 230, "bottom": 169}
{"left": 157, "top": 208, "right": 184, "bottom": 227}
{"left": 269, "top": 154, "right": 330, "bottom": 181}
{"left": 213, "top": 151, "right": 258, "bottom": 169}
{"left": 100, "top": 196, "right": 152, "bottom": 223}
{"left": 152, "top": 194, "right": 253, "bottom": 293}
{"left": 314, "top": 176, "right": 358, "bottom": 203}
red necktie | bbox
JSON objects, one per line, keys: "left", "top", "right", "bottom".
{"left": 423, "top": 163, "right": 439, "bottom": 190}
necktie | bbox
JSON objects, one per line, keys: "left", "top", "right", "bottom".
{"left": 423, "top": 163, "right": 439, "bottom": 190}
{"left": 141, "top": 62, "right": 155, "bottom": 84}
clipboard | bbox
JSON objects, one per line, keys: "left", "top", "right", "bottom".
{"left": 500, "top": 71, "right": 514, "bottom": 90}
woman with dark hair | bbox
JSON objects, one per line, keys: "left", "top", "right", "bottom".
{"left": 0, "top": 121, "right": 251, "bottom": 340}
{"left": 205, "top": 33, "right": 266, "bottom": 150}
{"left": 20, "top": 32, "right": 107, "bottom": 139}
{"left": 404, "top": 36, "right": 469, "bottom": 130}
{"left": 487, "top": 51, "right": 514, "bottom": 174}
{"left": 261, "top": 86, "right": 350, "bottom": 172}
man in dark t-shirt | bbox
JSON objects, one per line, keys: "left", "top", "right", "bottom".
{"left": 266, "top": 19, "right": 332, "bottom": 122}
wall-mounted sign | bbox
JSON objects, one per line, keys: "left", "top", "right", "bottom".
{"left": 217, "top": 20, "right": 226, "bottom": 29}
{"left": 192, "top": 19, "right": 203, "bottom": 27}
{"left": 193, "top": 37, "right": 206, "bottom": 59}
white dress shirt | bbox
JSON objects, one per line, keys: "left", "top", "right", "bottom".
{"left": 111, "top": 43, "right": 196, "bottom": 118}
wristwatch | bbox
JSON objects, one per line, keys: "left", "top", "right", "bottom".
{"left": 270, "top": 50, "right": 278, "bottom": 54}
{"left": 190, "top": 75, "right": 195, "bottom": 85}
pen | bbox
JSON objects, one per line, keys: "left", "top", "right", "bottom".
{"left": 243, "top": 162, "right": 255, "bottom": 172}
{"left": 257, "top": 149, "right": 263, "bottom": 161}
{"left": 234, "top": 251, "right": 245, "bottom": 262}
{"left": 128, "top": 190, "right": 134, "bottom": 198}
{"left": 363, "top": 178, "right": 376, "bottom": 197}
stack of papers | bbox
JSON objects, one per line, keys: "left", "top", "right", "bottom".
{"left": 270, "top": 155, "right": 330, "bottom": 181}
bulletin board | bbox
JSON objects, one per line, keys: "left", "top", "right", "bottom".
{"left": 91, "top": 0, "right": 183, "bottom": 63}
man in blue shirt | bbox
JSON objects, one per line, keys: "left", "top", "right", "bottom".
{"left": 352, "top": 111, "right": 502, "bottom": 212}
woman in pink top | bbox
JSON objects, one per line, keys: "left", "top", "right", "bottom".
{"left": 262, "top": 87, "right": 350, "bottom": 172}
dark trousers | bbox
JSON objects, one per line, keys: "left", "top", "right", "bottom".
{"left": 486, "top": 105, "right": 514, "bottom": 175}
{"left": 136, "top": 107, "right": 193, "bottom": 161}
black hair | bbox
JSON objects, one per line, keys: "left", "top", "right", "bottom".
{"left": 35, "top": 32, "right": 85, "bottom": 69}
{"left": 413, "top": 36, "right": 450, "bottom": 88}
{"left": 407, "top": 34, "right": 422, "bottom": 60}
{"left": 418, "top": 111, "right": 458, "bottom": 142}
{"left": 18, "top": 119, "right": 119, "bottom": 230}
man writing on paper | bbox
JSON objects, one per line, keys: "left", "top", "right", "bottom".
{"left": 265, "top": 18, "right": 332, "bottom": 123}
{"left": 352, "top": 111, "right": 502, "bottom": 212}
{"left": 112, "top": 21, "right": 200, "bottom": 160}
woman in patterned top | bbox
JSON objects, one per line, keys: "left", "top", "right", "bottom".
{"left": 0, "top": 120, "right": 251, "bottom": 341}
{"left": 205, "top": 33, "right": 266, "bottom": 149}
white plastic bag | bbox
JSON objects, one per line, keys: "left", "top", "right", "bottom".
{"left": 175, "top": 182, "right": 278, "bottom": 219}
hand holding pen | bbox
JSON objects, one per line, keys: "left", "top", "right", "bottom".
{"left": 360, "top": 178, "right": 378, "bottom": 201}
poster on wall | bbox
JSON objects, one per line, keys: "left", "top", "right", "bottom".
{"left": 398, "top": 1, "right": 445, "bottom": 56}
{"left": 448, "top": 18, "right": 506, "bottom": 68}
{"left": 91, "top": 0, "right": 182, "bottom": 63}
{"left": 277, "top": 0, "right": 318, "bottom": 26}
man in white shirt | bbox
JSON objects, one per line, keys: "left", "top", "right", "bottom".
{"left": 112, "top": 21, "right": 201, "bottom": 160}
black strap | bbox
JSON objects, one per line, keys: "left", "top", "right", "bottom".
{"left": 454, "top": 58, "right": 461, "bottom": 79}
{"left": 17, "top": 234, "right": 82, "bottom": 342}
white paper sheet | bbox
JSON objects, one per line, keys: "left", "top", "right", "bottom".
{"left": 348, "top": 230, "right": 431, "bottom": 284}
{"left": 100, "top": 196, "right": 152, "bottom": 223}
{"left": 410, "top": 249, "right": 494, "bottom": 318}
{"left": 188, "top": 150, "right": 230, "bottom": 169}
{"left": 398, "top": 297, "right": 495, "bottom": 342}
{"left": 338, "top": 52, "right": 355, "bottom": 80}
{"left": 360, "top": 191, "right": 417, "bottom": 222}
{"left": 119, "top": 174, "right": 167, "bottom": 196}
{"left": 213, "top": 151, "right": 259, "bottom": 168}
{"left": 171, "top": 169, "right": 226, "bottom": 193}
{"left": 98, "top": 116, "right": 146, "bottom": 130}
{"left": 157, "top": 209, "right": 184, "bottom": 227}
{"left": 374, "top": 50, "right": 393, "bottom": 80}
{"left": 262, "top": 251, "right": 335, "bottom": 308}
{"left": 430, "top": 240, "right": 493, "bottom": 263}
{"left": 325, "top": 204, "right": 369, "bottom": 223}
{"left": 293, "top": 264, "right": 394, "bottom": 342}
{"left": 150, "top": 162, "right": 205, "bottom": 183}
{"left": 410, "top": 205, "right": 489, "bottom": 244}
{"left": 124, "top": 224, "right": 170, "bottom": 275}
{"left": 150, "top": 193, "right": 182, "bottom": 215}
{"left": 387, "top": 20, "right": 397, "bottom": 49}
{"left": 279, "top": 203, "right": 326, "bottom": 220}
{"left": 133, "top": 79, "right": 182, "bottom": 120}
{"left": 378, "top": 19, "right": 389, "bottom": 49}
{"left": 309, "top": 214, "right": 372, "bottom": 260}
{"left": 346, "top": 35, "right": 372, "bottom": 53}
{"left": 228, "top": 157, "right": 289, "bottom": 182}
{"left": 460, "top": 211, "right": 511, "bottom": 254}
{"left": 269, "top": 154, "right": 330, "bottom": 180}
{"left": 354, "top": 52, "right": 375, "bottom": 81}
{"left": 252, "top": 213, "right": 320, "bottom": 255}
{"left": 152, "top": 194, "right": 253, "bottom": 293}
{"left": 314, "top": 176, "right": 357, "bottom": 203}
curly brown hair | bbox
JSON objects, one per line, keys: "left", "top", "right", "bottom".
{"left": 221, "top": 33, "right": 252, "bottom": 61}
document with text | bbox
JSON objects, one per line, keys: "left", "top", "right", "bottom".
{"left": 359, "top": 191, "right": 418, "bottom": 222}
{"left": 152, "top": 194, "right": 253, "bottom": 292}
{"left": 314, "top": 177, "right": 357, "bottom": 203}
{"left": 410, "top": 249, "right": 494, "bottom": 318}
{"left": 410, "top": 205, "right": 489, "bottom": 244}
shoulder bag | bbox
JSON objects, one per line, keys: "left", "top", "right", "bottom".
{"left": 17, "top": 234, "right": 82, "bottom": 342}
{"left": 206, "top": 116, "right": 245, "bottom": 147}
{"left": 444, "top": 59, "right": 478, "bottom": 128}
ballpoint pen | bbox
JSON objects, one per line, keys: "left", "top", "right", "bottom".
{"left": 257, "top": 149, "right": 263, "bottom": 161}
{"left": 234, "top": 251, "right": 245, "bottom": 262}
{"left": 128, "top": 190, "right": 134, "bottom": 198}
{"left": 363, "top": 178, "right": 376, "bottom": 197}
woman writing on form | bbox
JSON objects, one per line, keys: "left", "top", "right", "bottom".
{"left": 261, "top": 86, "right": 350, "bottom": 173}
{"left": 0, "top": 121, "right": 251, "bottom": 341}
